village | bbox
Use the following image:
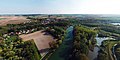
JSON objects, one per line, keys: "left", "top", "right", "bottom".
{"left": 0, "top": 15, "right": 71, "bottom": 60}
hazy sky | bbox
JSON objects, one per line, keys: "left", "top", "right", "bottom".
{"left": 0, "top": 0, "right": 120, "bottom": 14}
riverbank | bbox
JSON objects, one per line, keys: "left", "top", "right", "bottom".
{"left": 97, "top": 40, "right": 120, "bottom": 60}
{"left": 48, "top": 26, "right": 73, "bottom": 60}
{"left": 88, "top": 35, "right": 115, "bottom": 60}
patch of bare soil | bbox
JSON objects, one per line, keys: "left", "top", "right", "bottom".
{"left": 19, "top": 31, "right": 55, "bottom": 56}
{"left": 0, "top": 16, "right": 29, "bottom": 26}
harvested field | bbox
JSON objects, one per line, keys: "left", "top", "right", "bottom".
{"left": 0, "top": 16, "right": 30, "bottom": 26}
{"left": 19, "top": 31, "right": 55, "bottom": 56}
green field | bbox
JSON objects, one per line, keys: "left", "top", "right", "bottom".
{"left": 0, "top": 18, "right": 6, "bottom": 20}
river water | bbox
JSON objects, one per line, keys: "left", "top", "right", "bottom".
{"left": 111, "top": 23, "right": 120, "bottom": 25}
{"left": 88, "top": 35, "right": 114, "bottom": 60}
{"left": 111, "top": 23, "right": 120, "bottom": 27}
{"left": 48, "top": 26, "right": 74, "bottom": 60}
{"left": 49, "top": 26, "right": 115, "bottom": 60}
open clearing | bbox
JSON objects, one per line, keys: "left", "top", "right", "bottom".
{"left": 0, "top": 16, "right": 30, "bottom": 26}
{"left": 19, "top": 31, "right": 55, "bottom": 56}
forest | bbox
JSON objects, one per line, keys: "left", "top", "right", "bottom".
{"left": 0, "top": 17, "right": 71, "bottom": 60}
{"left": 69, "top": 25, "right": 96, "bottom": 60}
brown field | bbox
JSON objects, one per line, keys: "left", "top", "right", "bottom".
{"left": 19, "top": 31, "right": 55, "bottom": 56}
{"left": 0, "top": 16, "right": 30, "bottom": 26}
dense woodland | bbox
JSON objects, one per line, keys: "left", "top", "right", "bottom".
{"left": 78, "top": 18, "right": 120, "bottom": 60}
{"left": 69, "top": 26, "right": 96, "bottom": 60}
{"left": 1, "top": 15, "right": 120, "bottom": 60}
{"left": 79, "top": 19, "right": 120, "bottom": 35}
{"left": 0, "top": 35, "right": 40, "bottom": 60}
{"left": 0, "top": 17, "right": 70, "bottom": 60}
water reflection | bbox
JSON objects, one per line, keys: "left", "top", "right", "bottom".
{"left": 88, "top": 35, "right": 114, "bottom": 60}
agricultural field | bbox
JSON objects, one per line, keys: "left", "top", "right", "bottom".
{"left": 0, "top": 14, "right": 120, "bottom": 60}
{"left": 0, "top": 16, "right": 30, "bottom": 26}
{"left": 20, "top": 30, "right": 55, "bottom": 56}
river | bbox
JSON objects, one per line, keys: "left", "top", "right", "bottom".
{"left": 88, "top": 34, "right": 114, "bottom": 60}
{"left": 111, "top": 23, "right": 120, "bottom": 27}
{"left": 48, "top": 26, "right": 74, "bottom": 60}
{"left": 49, "top": 26, "right": 115, "bottom": 60}
{"left": 111, "top": 23, "right": 120, "bottom": 25}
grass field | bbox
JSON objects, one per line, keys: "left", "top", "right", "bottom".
{"left": 0, "top": 18, "right": 6, "bottom": 20}
{"left": 26, "top": 40, "right": 42, "bottom": 60}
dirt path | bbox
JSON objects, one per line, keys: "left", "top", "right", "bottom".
{"left": 107, "top": 43, "right": 114, "bottom": 60}
{"left": 19, "top": 31, "right": 55, "bottom": 56}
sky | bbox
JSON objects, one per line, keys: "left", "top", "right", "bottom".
{"left": 0, "top": 0, "right": 120, "bottom": 14}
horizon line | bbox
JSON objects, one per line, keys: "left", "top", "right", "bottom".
{"left": 1, "top": 13, "right": 120, "bottom": 15}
